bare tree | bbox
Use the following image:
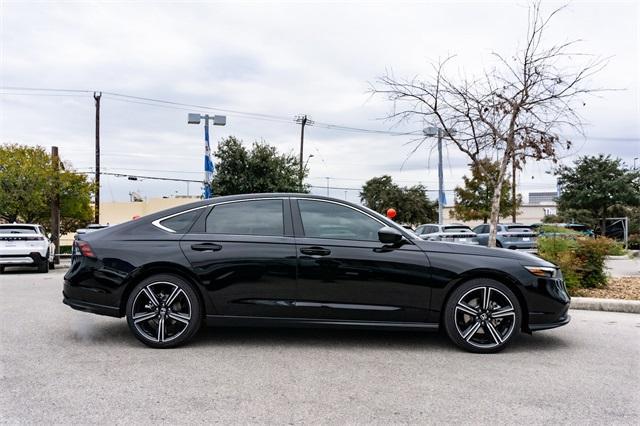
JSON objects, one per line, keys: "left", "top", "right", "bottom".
{"left": 371, "top": 1, "right": 607, "bottom": 247}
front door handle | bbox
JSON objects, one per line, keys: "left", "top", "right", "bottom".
{"left": 300, "top": 246, "right": 331, "bottom": 256}
{"left": 191, "top": 242, "right": 222, "bottom": 252}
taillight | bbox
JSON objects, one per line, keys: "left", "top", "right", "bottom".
{"left": 74, "top": 240, "right": 96, "bottom": 258}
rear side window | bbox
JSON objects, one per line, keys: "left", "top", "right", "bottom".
{"left": 206, "top": 200, "right": 284, "bottom": 236}
{"left": 159, "top": 209, "right": 203, "bottom": 233}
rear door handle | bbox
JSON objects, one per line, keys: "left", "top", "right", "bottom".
{"left": 191, "top": 243, "right": 222, "bottom": 252}
{"left": 300, "top": 246, "right": 331, "bottom": 256}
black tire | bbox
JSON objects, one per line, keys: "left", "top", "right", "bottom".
{"left": 495, "top": 240, "right": 503, "bottom": 248}
{"left": 37, "top": 253, "right": 50, "bottom": 273}
{"left": 126, "top": 274, "right": 202, "bottom": 348}
{"left": 444, "top": 278, "right": 521, "bottom": 353}
{"left": 0, "top": 266, "right": 4, "bottom": 274}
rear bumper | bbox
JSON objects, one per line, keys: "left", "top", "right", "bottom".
{"left": 63, "top": 294, "right": 121, "bottom": 317}
{"left": 0, "top": 252, "right": 46, "bottom": 266}
{"left": 63, "top": 280, "right": 122, "bottom": 318}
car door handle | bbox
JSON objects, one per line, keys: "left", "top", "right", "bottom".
{"left": 299, "top": 246, "right": 331, "bottom": 256}
{"left": 191, "top": 243, "right": 222, "bottom": 252}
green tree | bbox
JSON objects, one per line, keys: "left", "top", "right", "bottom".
{"left": 451, "top": 159, "right": 521, "bottom": 223}
{"left": 556, "top": 155, "right": 640, "bottom": 232}
{"left": 360, "top": 175, "right": 437, "bottom": 225}
{"left": 0, "top": 144, "right": 94, "bottom": 234}
{"left": 211, "top": 136, "right": 308, "bottom": 195}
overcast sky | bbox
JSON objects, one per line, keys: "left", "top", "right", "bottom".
{"left": 1, "top": 0, "right": 638, "bottom": 204}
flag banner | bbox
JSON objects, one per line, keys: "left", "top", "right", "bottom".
{"left": 204, "top": 122, "right": 214, "bottom": 198}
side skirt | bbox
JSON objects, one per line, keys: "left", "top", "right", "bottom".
{"left": 205, "top": 315, "right": 439, "bottom": 331}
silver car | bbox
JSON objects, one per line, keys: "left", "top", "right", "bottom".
{"left": 414, "top": 224, "right": 479, "bottom": 244}
{"left": 472, "top": 223, "right": 537, "bottom": 251}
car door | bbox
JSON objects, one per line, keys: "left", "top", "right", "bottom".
{"left": 180, "top": 198, "right": 297, "bottom": 318}
{"left": 292, "top": 198, "right": 431, "bottom": 322}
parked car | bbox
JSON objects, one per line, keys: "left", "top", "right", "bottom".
{"left": 0, "top": 223, "right": 55, "bottom": 273}
{"left": 63, "top": 194, "right": 570, "bottom": 353}
{"left": 532, "top": 223, "right": 594, "bottom": 238}
{"left": 74, "top": 224, "right": 109, "bottom": 239}
{"left": 472, "top": 223, "right": 537, "bottom": 251}
{"left": 415, "top": 223, "right": 479, "bottom": 244}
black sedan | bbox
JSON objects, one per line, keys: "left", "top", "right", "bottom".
{"left": 63, "top": 193, "right": 570, "bottom": 353}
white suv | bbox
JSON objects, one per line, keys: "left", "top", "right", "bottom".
{"left": 0, "top": 224, "right": 55, "bottom": 273}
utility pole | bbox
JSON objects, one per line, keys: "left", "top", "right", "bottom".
{"left": 296, "top": 115, "right": 312, "bottom": 192}
{"left": 93, "top": 91, "right": 102, "bottom": 224}
{"left": 51, "top": 146, "right": 60, "bottom": 265}
{"left": 325, "top": 177, "right": 330, "bottom": 196}
{"left": 511, "top": 149, "right": 517, "bottom": 223}
{"left": 437, "top": 128, "right": 444, "bottom": 225}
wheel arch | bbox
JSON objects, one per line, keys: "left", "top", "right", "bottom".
{"left": 118, "top": 262, "right": 210, "bottom": 317}
{"left": 438, "top": 269, "right": 530, "bottom": 332}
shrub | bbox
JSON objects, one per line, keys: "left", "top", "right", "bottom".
{"left": 607, "top": 241, "right": 627, "bottom": 256}
{"left": 628, "top": 234, "right": 640, "bottom": 250}
{"left": 537, "top": 236, "right": 615, "bottom": 292}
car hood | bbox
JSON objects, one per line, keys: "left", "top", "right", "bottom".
{"left": 413, "top": 239, "right": 554, "bottom": 266}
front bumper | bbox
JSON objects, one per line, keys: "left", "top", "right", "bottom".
{"left": 529, "top": 314, "right": 571, "bottom": 331}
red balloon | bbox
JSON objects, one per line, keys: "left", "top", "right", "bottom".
{"left": 386, "top": 208, "right": 397, "bottom": 219}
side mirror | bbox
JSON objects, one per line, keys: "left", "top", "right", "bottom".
{"left": 378, "top": 226, "right": 403, "bottom": 245}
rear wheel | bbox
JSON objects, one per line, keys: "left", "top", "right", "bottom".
{"left": 444, "top": 279, "right": 521, "bottom": 353}
{"left": 126, "top": 274, "right": 202, "bottom": 348}
{"left": 37, "top": 253, "right": 50, "bottom": 273}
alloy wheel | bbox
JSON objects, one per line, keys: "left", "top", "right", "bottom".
{"left": 454, "top": 286, "right": 516, "bottom": 350}
{"left": 131, "top": 281, "right": 192, "bottom": 343}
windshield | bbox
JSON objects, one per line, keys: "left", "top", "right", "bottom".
{"left": 506, "top": 226, "right": 533, "bottom": 233}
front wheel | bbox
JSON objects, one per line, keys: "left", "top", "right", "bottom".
{"left": 444, "top": 279, "right": 521, "bottom": 353}
{"left": 126, "top": 274, "right": 202, "bottom": 348}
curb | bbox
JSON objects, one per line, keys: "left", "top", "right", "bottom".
{"left": 570, "top": 297, "right": 640, "bottom": 314}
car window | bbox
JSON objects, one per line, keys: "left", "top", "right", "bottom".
{"left": 507, "top": 226, "right": 533, "bottom": 233}
{"left": 206, "top": 200, "right": 284, "bottom": 236}
{"left": 0, "top": 226, "right": 37, "bottom": 234}
{"left": 298, "top": 200, "right": 382, "bottom": 241}
{"left": 444, "top": 226, "right": 472, "bottom": 233}
{"left": 159, "top": 209, "right": 203, "bottom": 233}
{"left": 415, "top": 226, "right": 424, "bottom": 234}
{"left": 473, "top": 225, "right": 486, "bottom": 234}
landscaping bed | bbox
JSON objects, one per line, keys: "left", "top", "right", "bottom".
{"left": 573, "top": 276, "right": 640, "bottom": 300}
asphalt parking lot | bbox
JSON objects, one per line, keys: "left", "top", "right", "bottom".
{"left": 1, "top": 267, "right": 639, "bottom": 424}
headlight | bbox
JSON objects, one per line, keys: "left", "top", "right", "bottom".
{"left": 524, "top": 266, "right": 557, "bottom": 278}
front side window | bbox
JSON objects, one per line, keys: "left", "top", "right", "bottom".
{"left": 206, "top": 199, "right": 284, "bottom": 236}
{"left": 298, "top": 200, "right": 382, "bottom": 241}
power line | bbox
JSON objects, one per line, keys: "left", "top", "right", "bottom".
{"left": 0, "top": 86, "right": 422, "bottom": 137}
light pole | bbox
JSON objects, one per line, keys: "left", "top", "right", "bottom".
{"left": 423, "top": 126, "right": 446, "bottom": 224}
{"left": 634, "top": 157, "right": 638, "bottom": 170}
{"left": 188, "top": 113, "right": 226, "bottom": 198}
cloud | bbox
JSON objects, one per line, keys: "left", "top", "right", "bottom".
{"left": 1, "top": 0, "right": 638, "bottom": 204}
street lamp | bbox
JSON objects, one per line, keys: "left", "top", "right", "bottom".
{"left": 634, "top": 157, "right": 638, "bottom": 170}
{"left": 423, "top": 126, "right": 452, "bottom": 225}
{"left": 188, "top": 113, "right": 226, "bottom": 198}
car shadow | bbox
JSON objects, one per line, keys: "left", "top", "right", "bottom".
{"left": 61, "top": 318, "right": 570, "bottom": 354}
{"left": 190, "top": 326, "right": 570, "bottom": 353}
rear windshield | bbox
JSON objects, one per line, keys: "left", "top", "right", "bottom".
{"left": 443, "top": 226, "right": 472, "bottom": 233}
{"left": 0, "top": 226, "right": 37, "bottom": 234}
{"left": 506, "top": 226, "right": 533, "bottom": 233}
